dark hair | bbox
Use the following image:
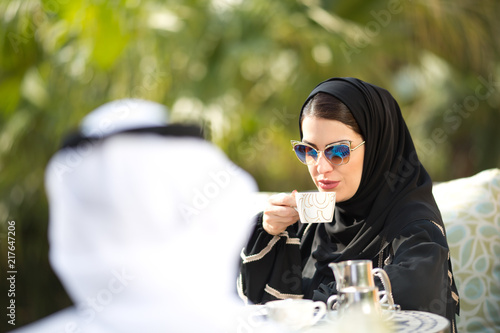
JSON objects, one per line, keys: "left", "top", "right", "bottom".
{"left": 301, "top": 92, "right": 362, "bottom": 136}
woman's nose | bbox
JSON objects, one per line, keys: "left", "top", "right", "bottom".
{"left": 316, "top": 151, "right": 334, "bottom": 174}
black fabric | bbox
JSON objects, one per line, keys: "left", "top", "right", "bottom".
{"left": 241, "top": 212, "right": 303, "bottom": 303}
{"left": 240, "top": 77, "right": 459, "bottom": 328}
{"left": 61, "top": 124, "right": 205, "bottom": 149}
{"left": 306, "top": 220, "right": 455, "bottom": 316}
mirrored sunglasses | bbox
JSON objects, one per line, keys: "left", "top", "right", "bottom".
{"left": 291, "top": 140, "right": 365, "bottom": 166}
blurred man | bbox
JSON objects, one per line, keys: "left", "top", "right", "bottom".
{"left": 13, "top": 99, "right": 257, "bottom": 332}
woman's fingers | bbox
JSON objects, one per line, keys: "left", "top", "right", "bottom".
{"left": 269, "top": 192, "right": 297, "bottom": 208}
{"left": 262, "top": 192, "right": 299, "bottom": 235}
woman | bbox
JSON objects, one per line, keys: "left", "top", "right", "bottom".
{"left": 238, "top": 77, "right": 459, "bottom": 328}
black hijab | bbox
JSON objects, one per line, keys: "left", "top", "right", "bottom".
{"left": 299, "top": 77, "right": 443, "bottom": 269}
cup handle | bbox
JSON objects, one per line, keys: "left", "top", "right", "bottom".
{"left": 310, "top": 301, "right": 326, "bottom": 326}
{"left": 372, "top": 268, "right": 396, "bottom": 310}
{"left": 326, "top": 294, "right": 338, "bottom": 311}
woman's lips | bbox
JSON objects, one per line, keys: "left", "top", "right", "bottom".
{"left": 318, "top": 179, "right": 339, "bottom": 190}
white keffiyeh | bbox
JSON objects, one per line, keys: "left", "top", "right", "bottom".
{"left": 14, "top": 99, "right": 257, "bottom": 333}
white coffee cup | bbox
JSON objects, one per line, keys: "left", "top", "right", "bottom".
{"left": 295, "top": 192, "right": 336, "bottom": 223}
{"left": 266, "top": 299, "right": 326, "bottom": 330}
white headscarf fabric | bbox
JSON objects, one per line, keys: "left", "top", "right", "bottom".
{"left": 14, "top": 99, "right": 257, "bottom": 332}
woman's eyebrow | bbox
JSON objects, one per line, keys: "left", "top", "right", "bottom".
{"left": 302, "top": 140, "right": 318, "bottom": 148}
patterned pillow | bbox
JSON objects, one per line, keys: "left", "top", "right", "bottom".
{"left": 433, "top": 168, "right": 500, "bottom": 333}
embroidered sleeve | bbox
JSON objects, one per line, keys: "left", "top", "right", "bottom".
{"left": 238, "top": 212, "right": 303, "bottom": 304}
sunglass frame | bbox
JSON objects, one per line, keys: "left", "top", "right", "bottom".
{"left": 290, "top": 140, "right": 365, "bottom": 166}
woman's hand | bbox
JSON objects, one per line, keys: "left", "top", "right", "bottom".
{"left": 262, "top": 191, "right": 299, "bottom": 235}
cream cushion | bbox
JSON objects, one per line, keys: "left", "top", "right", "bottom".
{"left": 433, "top": 168, "right": 500, "bottom": 333}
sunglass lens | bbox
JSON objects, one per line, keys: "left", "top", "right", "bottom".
{"left": 325, "top": 144, "right": 350, "bottom": 165}
{"left": 294, "top": 144, "right": 317, "bottom": 165}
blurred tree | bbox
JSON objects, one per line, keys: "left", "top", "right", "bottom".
{"left": 0, "top": 0, "right": 499, "bottom": 328}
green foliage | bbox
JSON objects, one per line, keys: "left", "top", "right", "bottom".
{"left": 0, "top": 0, "right": 499, "bottom": 328}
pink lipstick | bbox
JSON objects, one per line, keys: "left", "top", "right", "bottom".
{"left": 318, "top": 179, "right": 339, "bottom": 190}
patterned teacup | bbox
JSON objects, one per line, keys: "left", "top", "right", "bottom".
{"left": 295, "top": 192, "right": 336, "bottom": 223}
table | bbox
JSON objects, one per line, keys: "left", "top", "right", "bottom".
{"left": 391, "top": 311, "right": 450, "bottom": 333}
{"left": 241, "top": 306, "right": 450, "bottom": 333}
